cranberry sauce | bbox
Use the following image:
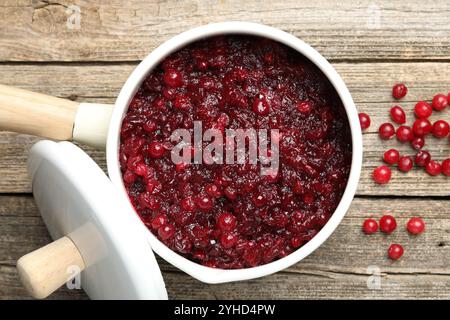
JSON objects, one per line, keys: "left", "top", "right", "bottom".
{"left": 119, "top": 36, "right": 352, "bottom": 269}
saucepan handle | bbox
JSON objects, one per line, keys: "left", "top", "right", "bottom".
{"left": 0, "top": 84, "right": 113, "bottom": 149}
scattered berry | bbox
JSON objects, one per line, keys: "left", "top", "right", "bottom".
{"left": 398, "top": 155, "right": 414, "bottom": 172}
{"left": 425, "top": 160, "right": 441, "bottom": 176}
{"left": 383, "top": 149, "right": 400, "bottom": 165}
{"left": 373, "top": 165, "right": 392, "bottom": 184}
{"left": 411, "top": 137, "right": 425, "bottom": 150}
{"left": 388, "top": 244, "right": 404, "bottom": 260}
{"left": 362, "top": 219, "right": 378, "bottom": 234}
{"left": 432, "top": 93, "right": 448, "bottom": 111}
{"left": 414, "top": 101, "right": 433, "bottom": 118}
{"left": 390, "top": 106, "right": 406, "bottom": 124}
{"left": 414, "top": 150, "right": 431, "bottom": 167}
{"left": 359, "top": 113, "right": 371, "bottom": 130}
{"left": 380, "top": 215, "right": 397, "bottom": 233}
{"left": 379, "top": 123, "right": 396, "bottom": 140}
{"left": 392, "top": 83, "right": 408, "bottom": 99}
{"left": 432, "top": 120, "right": 449, "bottom": 138}
{"left": 396, "top": 125, "right": 414, "bottom": 142}
{"left": 442, "top": 158, "right": 450, "bottom": 176}
{"left": 412, "top": 118, "right": 432, "bottom": 137}
{"left": 406, "top": 217, "right": 425, "bottom": 235}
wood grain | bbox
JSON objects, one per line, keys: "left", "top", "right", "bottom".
{"left": 1, "top": 0, "right": 450, "bottom": 62}
{"left": 0, "top": 63, "right": 448, "bottom": 195}
{"left": 0, "top": 195, "right": 448, "bottom": 299}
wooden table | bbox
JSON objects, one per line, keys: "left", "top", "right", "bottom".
{"left": 0, "top": 0, "right": 449, "bottom": 299}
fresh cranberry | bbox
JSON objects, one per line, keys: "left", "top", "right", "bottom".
{"left": 432, "top": 93, "right": 448, "bottom": 111}
{"left": 379, "top": 215, "right": 397, "bottom": 234}
{"left": 411, "top": 137, "right": 425, "bottom": 150}
{"left": 396, "top": 125, "right": 414, "bottom": 142}
{"left": 414, "top": 150, "right": 431, "bottom": 167}
{"left": 373, "top": 165, "right": 391, "bottom": 184}
{"left": 383, "top": 149, "right": 400, "bottom": 165}
{"left": 158, "top": 224, "right": 175, "bottom": 240}
{"left": 412, "top": 118, "right": 432, "bottom": 137}
{"left": 398, "top": 155, "right": 413, "bottom": 172}
{"left": 148, "top": 141, "right": 165, "bottom": 158}
{"left": 442, "top": 158, "right": 450, "bottom": 176}
{"left": 406, "top": 217, "right": 425, "bottom": 235}
{"left": 425, "top": 160, "right": 441, "bottom": 176}
{"left": 163, "top": 68, "right": 183, "bottom": 87}
{"left": 379, "top": 123, "right": 395, "bottom": 140}
{"left": 388, "top": 244, "right": 404, "bottom": 260}
{"left": 414, "top": 101, "right": 433, "bottom": 118}
{"left": 362, "top": 218, "right": 378, "bottom": 234}
{"left": 390, "top": 106, "right": 406, "bottom": 124}
{"left": 432, "top": 120, "right": 449, "bottom": 138}
{"left": 359, "top": 113, "right": 371, "bottom": 130}
{"left": 392, "top": 83, "right": 407, "bottom": 99}
{"left": 217, "top": 212, "right": 237, "bottom": 232}
{"left": 297, "top": 101, "right": 312, "bottom": 115}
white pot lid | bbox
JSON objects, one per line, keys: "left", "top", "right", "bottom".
{"left": 27, "top": 140, "right": 167, "bottom": 300}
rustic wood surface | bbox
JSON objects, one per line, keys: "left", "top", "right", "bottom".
{"left": 0, "top": 0, "right": 449, "bottom": 299}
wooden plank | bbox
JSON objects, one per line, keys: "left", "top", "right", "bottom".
{"left": 0, "top": 0, "right": 450, "bottom": 62}
{"left": 1, "top": 195, "right": 449, "bottom": 299}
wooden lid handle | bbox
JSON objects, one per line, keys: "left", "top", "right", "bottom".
{"left": 17, "top": 236, "right": 85, "bottom": 299}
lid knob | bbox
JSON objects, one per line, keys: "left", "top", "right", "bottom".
{"left": 17, "top": 236, "right": 85, "bottom": 299}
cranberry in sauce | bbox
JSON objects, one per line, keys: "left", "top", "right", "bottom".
{"left": 119, "top": 36, "right": 352, "bottom": 269}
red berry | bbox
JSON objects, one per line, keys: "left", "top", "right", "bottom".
{"left": 390, "top": 106, "right": 406, "bottom": 124}
{"left": 253, "top": 97, "right": 270, "bottom": 116}
{"left": 388, "top": 244, "right": 404, "bottom": 260}
{"left": 296, "top": 101, "right": 312, "bottom": 115}
{"left": 398, "top": 155, "right": 413, "bottom": 172}
{"left": 411, "top": 137, "right": 425, "bottom": 150}
{"left": 379, "top": 123, "right": 396, "bottom": 140}
{"left": 441, "top": 158, "right": 450, "bottom": 176}
{"left": 220, "top": 233, "right": 238, "bottom": 249}
{"left": 432, "top": 120, "right": 449, "bottom": 138}
{"left": 380, "top": 215, "right": 397, "bottom": 234}
{"left": 158, "top": 223, "right": 175, "bottom": 240}
{"left": 415, "top": 150, "right": 431, "bottom": 167}
{"left": 406, "top": 217, "right": 425, "bottom": 235}
{"left": 151, "top": 214, "right": 168, "bottom": 230}
{"left": 425, "top": 160, "right": 441, "bottom": 176}
{"left": 392, "top": 83, "right": 407, "bottom": 99}
{"left": 383, "top": 149, "right": 400, "bottom": 165}
{"left": 432, "top": 93, "right": 448, "bottom": 111}
{"left": 217, "top": 212, "right": 237, "bottom": 232}
{"left": 163, "top": 68, "right": 183, "bottom": 87}
{"left": 396, "top": 125, "right": 414, "bottom": 142}
{"left": 359, "top": 113, "right": 371, "bottom": 130}
{"left": 148, "top": 141, "right": 166, "bottom": 158}
{"left": 414, "top": 101, "right": 433, "bottom": 118}
{"left": 373, "top": 165, "right": 391, "bottom": 184}
{"left": 196, "top": 194, "right": 214, "bottom": 211}
{"left": 362, "top": 218, "right": 378, "bottom": 234}
{"left": 412, "top": 118, "right": 432, "bottom": 137}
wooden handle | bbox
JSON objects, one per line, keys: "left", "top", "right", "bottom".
{"left": 0, "top": 84, "right": 79, "bottom": 140}
{"left": 17, "top": 236, "right": 85, "bottom": 299}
